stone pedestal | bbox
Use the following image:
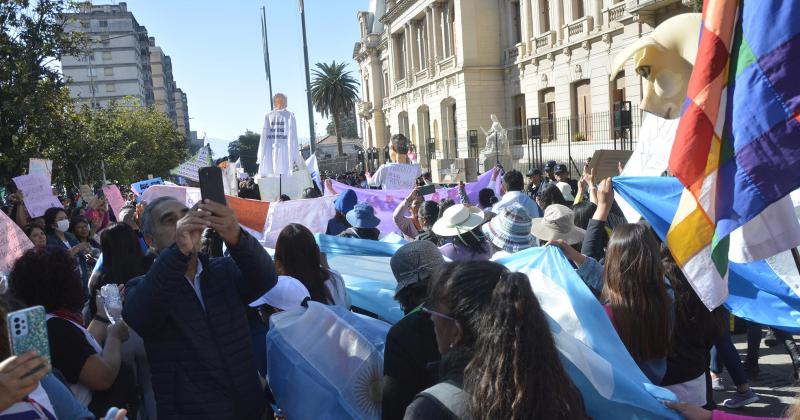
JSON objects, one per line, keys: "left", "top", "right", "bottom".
{"left": 255, "top": 155, "right": 313, "bottom": 201}
{"left": 431, "top": 158, "right": 478, "bottom": 183}
{"left": 480, "top": 153, "right": 514, "bottom": 173}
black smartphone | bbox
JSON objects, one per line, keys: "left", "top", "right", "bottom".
{"left": 198, "top": 166, "right": 226, "bottom": 205}
{"left": 419, "top": 183, "right": 436, "bottom": 196}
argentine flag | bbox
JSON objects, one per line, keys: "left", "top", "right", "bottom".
{"left": 317, "top": 234, "right": 681, "bottom": 419}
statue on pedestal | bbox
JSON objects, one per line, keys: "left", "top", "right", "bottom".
{"left": 479, "top": 114, "right": 507, "bottom": 155}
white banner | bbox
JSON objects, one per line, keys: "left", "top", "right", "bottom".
{"left": 172, "top": 145, "right": 212, "bottom": 182}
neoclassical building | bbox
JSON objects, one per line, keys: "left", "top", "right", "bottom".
{"left": 354, "top": 0, "right": 693, "bottom": 171}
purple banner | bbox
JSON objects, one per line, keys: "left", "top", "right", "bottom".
{"left": 328, "top": 171, "right": 500, "bottom": 236}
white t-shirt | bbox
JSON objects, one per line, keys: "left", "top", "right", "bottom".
{"left": 368, "top": 163, "right": 421, "bottom": 190}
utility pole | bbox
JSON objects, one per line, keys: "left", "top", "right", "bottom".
{"left": 261, "top": 5, "right": 274, "bottom": 110}
{"left": 299, "top": 0, "right": 316, "bottom": 154}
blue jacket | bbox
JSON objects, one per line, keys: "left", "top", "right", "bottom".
{"left": 47, "top": 232, "right": 89, "bottom": 291}
{"left": 123, "top": 231, "right": 277, "bottom": 420}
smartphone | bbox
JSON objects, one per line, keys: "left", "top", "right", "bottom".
{"left": 7, "top": 306, "right": 51, "bottom": 367}
{"left": 419, "top": 183, "right": 436, "bottom": 196}
{"left": 199, "top": 166, "right": 226, "bottom": 205}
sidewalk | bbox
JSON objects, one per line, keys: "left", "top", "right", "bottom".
{"left": 713, "top": 332, "right": 798, "bottom": 418}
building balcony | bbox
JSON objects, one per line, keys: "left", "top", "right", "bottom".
{"left": 565, "top": 16, "right": 594, "bottom": 42}
{"left": 415, "top": 68, "right": 428, "bottom": 82}
{"left": 533, "top": 31, "right": 556, "bottom": 52}
{"left": 604, "top": 2, "right": 628, "bottom": 27}
{"left": 394, "top": 79, "right": 407, "bottom": 92}
{"left": 438, "top": 55, "right": 455, "bottom": 71}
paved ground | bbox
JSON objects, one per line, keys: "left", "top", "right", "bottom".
{"left": 712, "top": 332, "right": 798, "bottom": 418}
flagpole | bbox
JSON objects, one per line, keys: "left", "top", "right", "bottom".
{"left": 299, "top": 0, "right": 316, "bottom": 155}
{"left": 261, "top": 5, "right": 274, "bottom": 110}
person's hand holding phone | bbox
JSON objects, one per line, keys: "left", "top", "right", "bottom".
{"left": 175, "top": 208, "right": 211, "bottom": 256}
{"left": 0, "top": 352, "right": 50, "bottom": 411}
{"left": 198, "top": 199, "right": 241, "bottom": 248}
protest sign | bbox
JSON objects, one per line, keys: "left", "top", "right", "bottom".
{"left": 102, "top": 185, "right": 126, "bottom": 218}
{"left": 131, "top": 177, "right": 163, "bottom": 195}
{"left": 586, "top": 149, "right": 633, "bottom": 182}
{"left": 263, "top": 195, "right": 337, "bottom": 247}
{"left": 171, "top": 145, "right": 213, "bottom": 182}
{"left": 227, "top": 195, "right": 270, "bottom": 233}
{"left": 0, "top": 210, "right": 34, "bottom": 275}
{"left": 12, "top": 174, "right": 61, "bottom": 218}
{"left": 28, "top": 158, "right": 53, "bottom": 184}
{"left": 79, "top": 184, "right": 95, "bottom": 202}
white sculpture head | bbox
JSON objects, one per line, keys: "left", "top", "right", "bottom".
{"left": 490, "top": 114, "right": 499, "bottom": 123}
{"left": 610, "top": 13, "right": 702, "bottom": 119}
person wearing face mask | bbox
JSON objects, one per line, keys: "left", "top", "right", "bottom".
{"left": 44, "top": 207, "right": 92, "bottom": 290}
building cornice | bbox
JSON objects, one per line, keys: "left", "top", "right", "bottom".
{"left": 379, "top": 0, "right": 414, "bottom": 25}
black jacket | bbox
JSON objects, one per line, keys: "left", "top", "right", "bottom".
{"left": 123, "top": 231, "right": 277, "bottom": 420}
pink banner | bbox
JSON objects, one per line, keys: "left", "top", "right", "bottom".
{"left": 0, "top": 210, "right": 33, "bottom": 274}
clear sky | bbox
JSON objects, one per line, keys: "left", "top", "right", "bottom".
{"left": 108, "top": 0, "right": 366, "bottom": 156}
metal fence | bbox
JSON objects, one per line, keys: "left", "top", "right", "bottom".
{"left": 316, "top": 154, "right": 362, "bottom": 175}
{"left": 431, "top": 104, "right": 642, "bottom": 179}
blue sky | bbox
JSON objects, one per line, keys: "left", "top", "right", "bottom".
{"left": 112, "top": 0, "right": 366, "bottom": 156}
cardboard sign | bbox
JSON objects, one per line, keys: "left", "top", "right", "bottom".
{"left": 0, "top": 210, "right": 34, "bottom": 275}
{"left": 12, "top": 174, "right": 61, "bottom": 218}
{"left": 227, "top": 195, "right": 270, "bottom": 233}
{"left": 172, "top": 146, "right": 212, "bottom": 182}
{"left": 131, "top": 178, "right": 164, "bottom": 195}
{"left": 586, "top": 149, "right": 634, "bottom": 182}
{"left": 28, "top": 158, "right": 53, "bottom": 184}
{"left": 102, "top": 185, "right": 126, "bottom": 218}
{"left": 79, "top": 184, "right": 95, "bottom": 202}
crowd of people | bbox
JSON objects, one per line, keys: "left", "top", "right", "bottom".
{"left": 0, "top": 133, "right": 797, "bottom": 420}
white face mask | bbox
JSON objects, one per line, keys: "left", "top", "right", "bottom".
{"left": 56, "top": 219, "right": 70, "bottom": 233}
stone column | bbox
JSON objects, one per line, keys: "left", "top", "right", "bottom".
{"left": 404, "top": 23, "right": 414, "bottom": 78}
{"left": 591, "top": 0, "right": 602, "bottom": 31}
{"left": 523, "top": 0, "right": 534, "bottom": 50}
{"left": 531, "top": 0, "right": 542, "bottom": 37}
{"left": 563, "top": 0, "right": 574, "bottom": 26}
{"left": 430, "top": 4, "right": 442, "bottom": 60}
{"left": 551, "top": 0, "right": 564, "bottom": 42}
{"left": 425, "top": 7, "right": 436, "bottom": 68}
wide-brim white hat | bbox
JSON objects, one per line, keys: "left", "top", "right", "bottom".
{"left": 531, "top": 204, "right": 585, "bottom": 245}
{"left": 432, "top": 204, "right": 485, "bottom": 237}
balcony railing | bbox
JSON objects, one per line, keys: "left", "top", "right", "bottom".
{"left": 394, "top": 79, "right": 407, "bottom": 92}
{"left": 534, "top": 31, "right": 555, "bottom": 51}
{"left": 565, "top": 16, "right": 593, "bottom": 41}
{"left": 438, "top": 55, "right": 455, "bottom": 71}
{"left": 604, "top": 2, "right": 627, "bottom": 27}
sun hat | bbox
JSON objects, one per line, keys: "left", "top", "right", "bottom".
{"left": 555, "top": 182, "right": 575, "bottom": 201}
{"left": 249, "top": 276, "right": 310, "bottom": 311}
{"left": 334, "top": 189, "right": 358, "bottom": 214}
{"left": 531, "top": 204, "right": 586, "bottom": 245}
{"left": 390, "top": 241, "right": 446, "bottom": 293}
{"left": 431, "top": 204, "right": 485, "bottom": 237}
{"left": 481, "top": 204, "right": 536, "bottom": 253}
{"left": 346, "top": 202, "right": 381, "bottom": 229}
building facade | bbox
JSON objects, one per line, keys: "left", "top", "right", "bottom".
{"left": 62, "top": 2, "right": 191, "bottom": 140}
{"left": 62, "top": 2, "right": 153, "bottom": 108}
{"left": 354, "top": 0, "right": 693, "bottom": 172}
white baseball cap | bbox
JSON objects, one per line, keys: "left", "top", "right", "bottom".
{"left": 249, "top": 276, "right": 310, "bottom": 311}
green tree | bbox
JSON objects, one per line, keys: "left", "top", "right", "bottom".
{"left": 0, "top": 0, "right": 85, "bottom": 184}
{"left": 39, "top": 97, "right": 187, "bottom": 187}
{"left": 310, "top": 61, "right": 358, "bottom": 156}
{"left": 228, "top": 130, "right": 260, "bottom": 175}
{"left": 325, "top": 111, "right": 358, "bottom": 139}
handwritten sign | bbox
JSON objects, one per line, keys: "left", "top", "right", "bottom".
{"left": 131, "top": 178, "right": 164, "bottom": 196}
{"left": 372, "top": 163, "right": 421, "bottom": 190}
{"left": 171, "top": 146, "right": 212, "bottom": 182}
{"left": 102, "top": 185, "right": 126, "bottom": 218}
{"left": 227, "top": 195, "right": 270, "bottom": 233}
{"left": 0, "top": 211, "right": 33, "bottom": 274}
{"left": 79, "top": 184, "right": 96, "bottom": 202}
{"left": 12, "top": 174, "right": 61, "bottom": 218}
{"left": 28, "top": 158, "right": 53, "bottom": 184}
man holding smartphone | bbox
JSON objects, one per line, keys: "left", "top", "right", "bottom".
{"left": 123, "top": 196, "right": 277, "bottom": 420}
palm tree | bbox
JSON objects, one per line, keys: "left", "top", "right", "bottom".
{"left": 310, "top": 61, "right": 359, "bottom": 156}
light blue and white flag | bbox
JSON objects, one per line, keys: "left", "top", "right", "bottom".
{"left": 317, "top": 234, "right": 681, "bottom": 418}
{"left": 306, "top": 154, "right": 322, "bottom": 192}
{"left": 497, "top": 248, "right": 680, "bottom": 419}
{"left": 614, "top": 176, "right": 800, "bottom": 333}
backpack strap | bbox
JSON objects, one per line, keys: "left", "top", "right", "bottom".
{"left": 419, "top": 380, "right": 467, "bottom": 419}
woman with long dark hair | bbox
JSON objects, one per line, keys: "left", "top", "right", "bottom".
{"left": 274, "top": 223, "right": 349, "bottom": 307}
{"left": 85, "top": 222, "right": 155, "bottom": 420}
{"left": 70, "top": 216, "right": 101, "bottom": 248}
{"left": 535, "top": 183, "right": 568, "bottom": 211}
{"left": 44, "top": 207, "right": 91, "bottom": 290}
{"left": 602, "top": 223, "right": 673, "bottom": 384}
{"left": 404, "top": 261, "right": 584, "bottom": 419}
